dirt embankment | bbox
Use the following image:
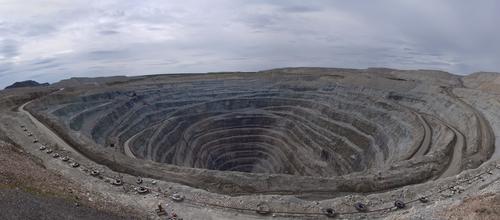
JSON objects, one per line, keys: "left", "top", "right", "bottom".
{"left": 441, "top": 193, "right": 500, "bottom": 220}
{"left": 0, "top": 134, "right": 141, "bottom": 220}
{"left": 0, "top": 87, "right": 53, "bottom": 111}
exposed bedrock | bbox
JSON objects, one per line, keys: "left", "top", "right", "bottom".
{"left": 26, "top": 68, "right": 495, "bottom": 195}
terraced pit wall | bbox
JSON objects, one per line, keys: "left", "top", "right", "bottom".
{"left": 23, "top": 68, "right": 494, "bottom": 196}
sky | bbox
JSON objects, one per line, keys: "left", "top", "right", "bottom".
{"left": 1, "top": 0, "right": 499, "bottom": 88}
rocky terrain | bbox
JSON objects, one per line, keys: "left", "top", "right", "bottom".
{"left": 0, "top": 67, "right": 499, "bottom": 219}
{"left": 4, "top": 80, "right": 49, "bottom": 90}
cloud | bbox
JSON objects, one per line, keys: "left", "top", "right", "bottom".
{"left": 0, "top": 64, "right": 11, "bottom": 74}
{"left": 31, "top": 58, "right": 56, "bottom": 66}
{"left": 0, "top": 39, "right": 19, "bottom": 59}
{"left": 0, "top": 0, "right": 499, "bottom": 88}
{"left": 99, "top": 30, "right": 120, "bottom": 35}
{"left": 280, "top": 5, "right": 322, "bottom": 13}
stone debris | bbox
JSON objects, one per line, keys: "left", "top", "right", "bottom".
{"left": 136, "top": 177, "right": 143, "bottom": 184}
{"left": 170, "top": 193, "right": 184, "bottom": 202}
{"left": 90, "top": 170, "right": 100, "bottom": 176}
{"left": 323, "top": 207, "right": 338, "bottom": 217}
{"left": 354, "top": 202, "right": 368, "bottom": 212}
{"left": 394, "top": 200, "right": 405, "bottom": 209}
{"left": 155, "top": 204, "right": 166, "bottom": 216}
{"left": 256, "top": 202, "right": 271, "bottom": 215}
{"left": 111, "top": 179, "right": 123, "bottom": 186}
{"left": 135, "top": 186, "right": 149, "bottom": 194}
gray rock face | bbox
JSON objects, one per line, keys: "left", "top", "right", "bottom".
{"left": 26, "top": 68, "right": 497, "bottom": 197}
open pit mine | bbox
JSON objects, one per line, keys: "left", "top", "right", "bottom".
{"left": 1, "top": 67, "right": 500, "bottom": 219}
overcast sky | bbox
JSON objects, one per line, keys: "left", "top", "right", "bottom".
{"left": 1, "top": 0, "right": 499, "bottom": 88}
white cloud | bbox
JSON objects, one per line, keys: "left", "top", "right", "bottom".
{"left": 0, "top": 0, "right": 499, "bottom": 88}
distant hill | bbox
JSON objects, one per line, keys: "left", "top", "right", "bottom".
{"left": 4, "top": 80, "right": 49, "bottom": 90}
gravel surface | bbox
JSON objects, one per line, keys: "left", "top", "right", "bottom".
{"left": 0, "top": 188, "right": 138, "bottom": 220}
{"left": 0, "top": 138, "right": 143, "bottom": 219}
